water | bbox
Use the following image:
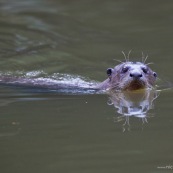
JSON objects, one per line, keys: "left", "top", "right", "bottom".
{"left": 0, "top": 0, "right": 173, "bottom": 172}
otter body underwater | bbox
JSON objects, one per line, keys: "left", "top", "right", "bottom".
{"left": 0, "top": 61, "right": 157, "bottom": 92}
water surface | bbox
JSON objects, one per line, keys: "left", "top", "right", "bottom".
{"left": 0, "top": 0, "right": 173, "bottom": 173}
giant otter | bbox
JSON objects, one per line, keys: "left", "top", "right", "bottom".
{"left": 0, "top": 61, "right": 157, "bottom": 92}
{"left": 98, "top": 61, "right": 157, "bottom": 91}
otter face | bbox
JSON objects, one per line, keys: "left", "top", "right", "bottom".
{"left": 107, "top": 62, "right": 157, "bottom": 90}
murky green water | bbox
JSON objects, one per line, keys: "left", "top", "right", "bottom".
{"left": 0, "top": 0, "right": 173, "bottom": 173}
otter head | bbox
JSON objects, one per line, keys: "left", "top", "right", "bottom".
{"left": 106, "top": 62, "right": 157, "bottom": 91}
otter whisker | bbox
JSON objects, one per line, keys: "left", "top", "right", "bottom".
{"left": 122, "top": 51, "right": 128, "bottom": 62}
{"left": 113, "top": 59, "right": 123, "bottom": 63}
{"left": 141, "top": 52, "right": 149, "bottom": 64}
{"left": 122, "top": 50, "right": 132, "bottom": 62}
{"left": 127, "top": 50, "right": 132, "bottom": 61}
{"left": 143, "top": 55, "right": 148, "bottom": 64}
{"left": 145, "top": 62, "right": 153, "bottom": 66}
{"left": 141, "top": 51, "right": 145, "bottom": 63}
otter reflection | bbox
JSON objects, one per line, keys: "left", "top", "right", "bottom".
{"left": 107, "top": 89, "right": 159, "bottom": 131}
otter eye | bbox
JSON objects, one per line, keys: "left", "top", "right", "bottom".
{"left": 142, "top": 67, "right": 148, "bottom": 74}
{"left": 153, "top": 72, "right": 157, "bottom": 77}
{"left": 122, "top": 66, "right": 129, "bottom": 73}
{"left": 107, "top": 68, "right": 113, "bottom": 77}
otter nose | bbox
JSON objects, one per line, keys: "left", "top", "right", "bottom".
{"left": 130, "top": 72, "right": 142, "bottom": 78}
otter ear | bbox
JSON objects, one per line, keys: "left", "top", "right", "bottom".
{"left": 107, "top": 68, "right": 113, "bottom": 77}
{"left": 153, "top": 72, "right": 157, "bottom": 78}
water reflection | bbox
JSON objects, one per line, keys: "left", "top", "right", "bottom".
{"left": 0, "top": 84, "right": 160, "bottom": 134}
{"left": 107, "top": 89, "right": 160, "bottom": 131}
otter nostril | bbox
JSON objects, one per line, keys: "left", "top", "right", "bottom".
{"left": 130, "top": 72, "right": 142, "bottom": 78}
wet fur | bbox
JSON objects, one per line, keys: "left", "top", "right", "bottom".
{"left": 98, "top": 61, "right": 157, "bottom": 91}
